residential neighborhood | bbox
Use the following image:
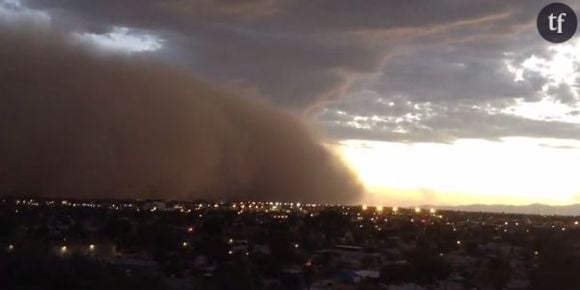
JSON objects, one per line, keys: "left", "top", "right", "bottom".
{"left": 2, "top": 198, "right": 580, "bottom": 289}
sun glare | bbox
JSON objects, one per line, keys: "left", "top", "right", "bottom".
{"left": 338, "top": 138, "right": 580, "bottom": 206}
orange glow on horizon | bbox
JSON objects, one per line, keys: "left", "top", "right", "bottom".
{"left": 334, "top": 138, "right": 580, "bottom": 206}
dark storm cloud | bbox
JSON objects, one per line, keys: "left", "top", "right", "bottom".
{"left": 19, "top": 0, "right": 385, "bottom": 108}
{"left": 0, "top": 26, "right": 362, "bottom": 203}
{"left": 374, "top": 43, "right": 545, "bottom": 103}
{"left": 8, "top": 0, "right": 580, "bottom": 143}
{"left": 18, "top": 0, "right": 549, "bottom": 109}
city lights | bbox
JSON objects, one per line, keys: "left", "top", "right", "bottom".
{"left": 3, "top": 197, "right": 580, "bottom": 289}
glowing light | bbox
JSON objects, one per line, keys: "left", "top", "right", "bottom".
{"left": 361, "top": 204, "right": 368, "bottom": 210}
{"left": 7, "top": 244, "right": 14, "bottom": 251}
{"left": 60, "top": 246, "right": 68, "bottom": 254}
{"left": 376, "top": 206, "right": 383, "bottom": 212}
{"left": 456, "top": 240, "right": 462, "bottom": 245}
{"left": 392, "top": 206, "right": 398, "bottom": 213}
{"left": 339, "top": 139, "right": 580, "bottom": 206}
{"left": 414, "top": 207, "right": 421, "bottom": 213}
{"left": 429, "top": 208, "right": 436, "bottom": 214}
{"left": 73, "top": 27, "right": 163, "bottom": 53}
{"left": 182, "top": 242, "right": 188, "bottom": 247}
{"left": 89, "top": 244, "right": 95, "bottom": 251}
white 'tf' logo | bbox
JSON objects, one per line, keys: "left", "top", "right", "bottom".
{"left": 548, "top": 12, "right": 567, "bottom": 33}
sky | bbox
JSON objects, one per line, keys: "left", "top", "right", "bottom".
{"left": 1, "top": 0, "right": 580, "bottom": 206}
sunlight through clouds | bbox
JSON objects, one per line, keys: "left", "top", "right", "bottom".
{"left": 73, "top": 27, "right": 163, "bottom": 53}
{"left": 503, "top": 39, "right": 580, "bottom": 123}
{"left": 502, "top": 99, "right": 580, "bottom": 124}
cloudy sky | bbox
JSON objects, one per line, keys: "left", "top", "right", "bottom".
{"left": 2, "top": 0, "right": 580, "bottom": 206}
